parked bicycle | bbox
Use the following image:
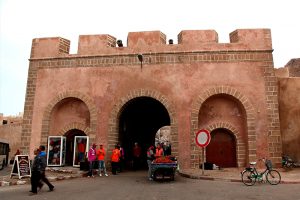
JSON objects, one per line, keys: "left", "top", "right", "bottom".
{"left": 241, "top": 158, "right": 281, "bottom": 186}
{"left": 282, "top": 155, "right": 297, "bottom": 169}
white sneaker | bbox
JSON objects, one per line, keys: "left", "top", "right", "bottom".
{"left": 105, "top": 174, "right": 108, "bottom": 176}
{"left": 99, "top": 174, "right": 102, "bottom": 177}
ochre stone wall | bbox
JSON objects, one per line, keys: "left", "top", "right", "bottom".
{"left": 49, "top": 98, "right": 91, "bottom": 135}
{"left": 285, "top": 59, "right": 300, "bottom": 77}
{"left": 21, "top": 29, "right": 282, "bottom": 168}
{"left": 0, "top": 123, "right": 22, "bottom": 160}
{"left": 278, "top": 78, "right": 300, "bottom": 161}
{"left": 0, "top": 115, "right": 23, "bottom": 160}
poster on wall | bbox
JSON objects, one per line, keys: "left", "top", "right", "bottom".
{"left": 73, "top": 136, "right": 89, "bottom": 167}
{"left": 47, "top": 136, "right": 66, "bottom": 166}
{"left": 10, "top": 155, "right": 31, "bottom": 179}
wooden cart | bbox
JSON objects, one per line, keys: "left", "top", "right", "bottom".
{"left": 150, "top": 162, "right": 177, "bottom": 181}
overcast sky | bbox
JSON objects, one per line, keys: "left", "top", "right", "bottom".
{"left": 0, "top": 0, "right": 299, "bottom": 116}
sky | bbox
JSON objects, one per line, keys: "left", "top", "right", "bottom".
{"left": 0, "top": 0, "right": 299, "bottom": 116}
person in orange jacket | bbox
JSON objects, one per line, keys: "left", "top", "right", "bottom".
{"left": 97, "top": 144, "right": 108, "bottom": 176}
{"left": 111, "top": 145, "right": 121, "bottom": 175}
{"left": 155, "top": 143, "right": 164, "bottom": 158}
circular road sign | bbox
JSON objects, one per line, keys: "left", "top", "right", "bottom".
{"left": 195, "top": 129, "right": 211, "bottom": 148}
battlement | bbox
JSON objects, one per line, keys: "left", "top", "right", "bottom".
{"left": 229, "top": 29, "right": 272, "bottom": 49}
{"left": 30, "top": 29, "right": 272, "bottom": 59}
{"left": 178, "top": 30, "right": 219, "bottom": 44}
{"left": 127, "top": 31, "right": 166, "bottom": 48}
{"left": 31, "top": 37, "right": 70, "bottom": 58}
{"left": 78, "top": 34, "right": 116, "bottom": 55}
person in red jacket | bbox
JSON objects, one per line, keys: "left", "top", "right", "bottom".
{"left": 97, "top": 144, "right": 108, "bottom": 176}
{"left": 111, "top": 145, "right": 121, "bottom": 175}
{"left": 132, "top": 142, "right": 141, "bottom": 170}
{"left": 77, "top": 139, "right": 86, "bottom": 164}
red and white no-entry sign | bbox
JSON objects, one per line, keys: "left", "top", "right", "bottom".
{"left": 195, "top": 129, "right": 211, "bottom": 148}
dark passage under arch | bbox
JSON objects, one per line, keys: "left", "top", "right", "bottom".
{"left": 64, "top": 129, "right": 86, "bottom": 166}
{"left": 118, "top": 97, "right": 170, "bottom": 169}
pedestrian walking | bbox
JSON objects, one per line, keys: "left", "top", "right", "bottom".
{"left": 97, "top": 144, "right": 108, "bottom": 176}
{"left": 38, "top": 145, "right": 54, "bottom": 191}
{"left": 29, "top": 148, "right": 42, "bottom": 195}
{"left": 87, "top": 143, "right": 97, "bottom": 177}
{"left": 111, "top": 145, "right": 121, "bottom": 175}
{"left": 147, "top": 146, "right": 155, "bottom": 180}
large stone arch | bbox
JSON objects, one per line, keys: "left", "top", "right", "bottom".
{"left": 205, "top": 122, "right": 246, "bottom": 167}
{"left": 191, "top": 86, "right": 256, "bottom": 168}
{"left": 107, "top": 89, "right": 177, "bottom": 158}
{"left": 40, "top": 91, "right": 98, "bottom": 146}
{"left": 57, "top": 122, "right": 92, "bottom": 136}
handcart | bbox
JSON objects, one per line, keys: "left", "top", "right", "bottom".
{"left": 150, "top": 161, "right": 177, "bottom": 181}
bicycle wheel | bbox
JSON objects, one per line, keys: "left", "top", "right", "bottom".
{"left": 241, "top": 170, "right": 256, "bottom": 186}
{"left": 266, "top": 170, "right": 281, "bottom": 185}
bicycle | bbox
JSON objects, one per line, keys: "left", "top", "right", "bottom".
{"left": 282, "top": 155, "right": 297, "bottom": 169}
{"left": 241, "top": 158, "right": 281, "bottom": 186}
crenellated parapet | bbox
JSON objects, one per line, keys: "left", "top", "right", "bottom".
{"left": 127, "top": 31, "right": 166, "bottom": 48}
{"left": 229, "top": 29, "right": 272, "bottom": 49}
{"left": 78, "top": 34, "right": 116, "bottom": 55}
{"left": 178, "top": 30, "right": 219, "bottom": 44}
{"left": 30, "top": 37, "right": 70, "bottom": 58}
{"left": 30, "top": 29, "right": 272, "bottom": 59}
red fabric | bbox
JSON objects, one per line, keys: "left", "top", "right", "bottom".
{"left": 78, "top": 143, "right": 85, "bottom": 153}
{"left": 133, "top": 146, "right": 141, "bottom": 157}
{"left": 97, "top": 148, "right": 106, "bottom": 161}
{"left": 111, "top": 149, "right": 120, "bottom": 162}
{"left": 155, "top": 148, "right": 163, "bottom": 157}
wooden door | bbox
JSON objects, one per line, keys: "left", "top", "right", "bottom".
{"left": 206, "top": 129, "right": 237, "bottom": 168}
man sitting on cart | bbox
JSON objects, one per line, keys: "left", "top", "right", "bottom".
{"left": 150, "top": 144, "right": 177, "bottom": 181}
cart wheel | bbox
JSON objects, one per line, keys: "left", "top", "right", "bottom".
{"left": 153, "top": 169, "right": 164, "bottom": 181}
{"left": 170, "top": 174, "right": 174, "bottom": 181}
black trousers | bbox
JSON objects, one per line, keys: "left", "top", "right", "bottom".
{"left": 40, "top": 172, "right": 54, "bottom": 189}
{"left": 31, "top": 171, "right": 41, "bottom": 193}
{"left": 133, "top": 156, "right": 140, "bottom": 170}
{"left": 111, "top": 162, "right": 119, "bottom": 175}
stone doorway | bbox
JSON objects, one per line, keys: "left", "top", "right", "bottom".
{"left": 206, "top": 128, "right": 237, "bottom": 168}
{"left": 118, "top": 97, "right": 170, "bottom": 169}
{"left": 64, "top": 129, "right": 86, "bottom": 166}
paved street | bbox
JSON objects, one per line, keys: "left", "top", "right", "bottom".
{"left": 0, "top": 171, "right": 299, "bottom": 200}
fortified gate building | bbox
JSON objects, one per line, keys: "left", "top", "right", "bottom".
{"left": 20, "top": 29, "right": 283, "bottom": 169}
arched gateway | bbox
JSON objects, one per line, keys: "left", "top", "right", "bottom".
{"left": 41, "top": 91, "right": 96, "bottom": 167}
{"left": 107, "top": 89, "right": 178, "bottom": 168}
{"left": 191, "top": 86, "right": 256, "bottom": 168}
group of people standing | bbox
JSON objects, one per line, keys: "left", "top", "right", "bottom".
{"left": 87, "top": 142, "right": 171, "bottom": 180}
{"left": 29, "top": 141, "right": 169, "bottom": 195}
{"left": 87, "top": 144, "right": 109, "bottom": 177}
{"left": 87, "top": 143, "right": 125, "bottom": 176}
{"left": 30, "top": 145, "right": 54, "bottom": 195}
